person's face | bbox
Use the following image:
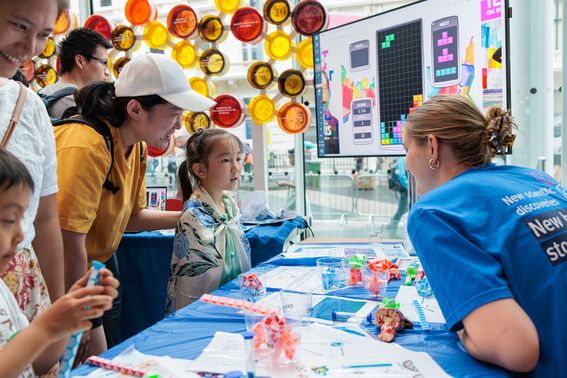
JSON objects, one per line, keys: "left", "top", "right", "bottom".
{"left": 80, "top": 45, "right": 110, "bottom": 84}
{"left": 142, "top": 102, "right": 183, "bottom": 150}
{"left": 0, "top": 185, "right": 29, "bottom": 273}
{"left": 403, "top": 132, "right": 436, "bottom": 196}
{"left": 199, "top": 136, "right": 243, "bottom": 193}
{"left": 288, "top": 153, "right": 295, "bottom": 166}
{"left": 0, "top": 0, "right": 57, "bottom": 78}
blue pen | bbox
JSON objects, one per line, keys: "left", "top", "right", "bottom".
{"left": 343, "top": 363, "right": 393, "bottom": 369}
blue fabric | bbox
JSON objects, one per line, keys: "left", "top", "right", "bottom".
{"left": 73, "top": 256, "right": 511, "bottom": 377}
{"left": 408, "top": 164, "right": 567, "bottom": 377}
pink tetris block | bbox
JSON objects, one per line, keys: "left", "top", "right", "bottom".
{"left": 242, "top": 302, "right": 253, "bottom": 310}
{"left": 226, "top": 298, "right": 237, "bottom": 306}
{"left": 447, "top": 54, "right": 454, "bottom": 61}
{"left": 438, "top": 56, "right": 444, "bottom": 63}
{"left": 443, "top": 48, "right": 448, "bottom": 55}
{"left": 442, "top": 31, "right": 448, "bottom": 38}
{"left": 448, "top": 37, "right": 453, "bottom": 44}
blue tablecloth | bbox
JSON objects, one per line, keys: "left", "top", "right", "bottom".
{"left": 74, "top": 252, "right": 512, "bottom": 377}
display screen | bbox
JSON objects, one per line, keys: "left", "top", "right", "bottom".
{"left": 313, "top": 0, "right": 509, "bottom": 157}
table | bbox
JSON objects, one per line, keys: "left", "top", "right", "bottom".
{"left": 114, "top": 217, "right": 309, "bottom": 342}
{"left": 74, "top": 244, "right": 511, "bottom": 377}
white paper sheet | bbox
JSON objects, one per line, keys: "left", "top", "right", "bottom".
{"left": 262, "top": 266, "right": 330, "bottom": 293}
{"left": 283, "top": 242, "right": 411, "bottom": 260}
{"left": 395, "top": 285, "right": 446, "bottom": 324}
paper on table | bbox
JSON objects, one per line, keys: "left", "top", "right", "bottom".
{"left": 283, "top": 242, "right": 411, "bottom": 260}
{"left": 262, "top": 266, "right": 330, "bottom": 293}
{"left": 395, "top": 285, "right": 446, "bottom": 324}
{"left": 76, "top": 346, "right": 195, "bottom": 377}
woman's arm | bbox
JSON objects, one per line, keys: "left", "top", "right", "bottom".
{"left": 458, "top": 298, "right": 539, "bottom": 372}
{"left": 126, "top": 209, "right": 181, "bottom": 232}
{"left": 32, "top": 194, "right": 64, "bottom": 301}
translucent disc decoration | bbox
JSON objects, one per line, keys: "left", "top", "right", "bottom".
{"left": 35, "top": 65, "right": 58, "bottom": 88}
{"left": 291, "top": 0, "right": 327, "bottom": 36}
{"left": 190, "top": 77, "right": 214, "bottom": 97}
{"left": 277, "top": 102, "right": 311, "bottom": 134}
{"left": 198, "top": 15, "right": 225, "bottom": 43}
{"left": 182, "top": 111, "right": 212, "bottom": 134}
{"left": 167, "top": 4, "right": 198, "bottom": 39}
{"left": 113, "top": 57, "right": 130, "bottom": 78}
{"left": 199, "top": 49, "right": 228, "bottom": 76}
{"left": 247, "top": 62, "right": 276, "bottom": 90}
{"left": 296, "top": 39, "right": 314, "bottom": 68}
{"left": 111, "top": 25, "right": 136, "bottom": 51}
{"left": 249, "top": 95, "right": 276, "bottom": 124}
{"left": 53, "top": 9, "right": 77, "bottom": 35}
{"left": 278, "top": 69, "right": 306, "bottom": 98}
{"left": 125, "top": 0, "right": 157, "bottom": 26}
{"left": 147, "top": 135, "right": 175, "bottom": 158}
{"left": 143, "top": 21, "right": 170, "bottom": 49}
{"left": 210, "top": 94, "right": 245, "bottom": 128}
{"left": 214, "top": 0, "right": 241, "bottom": 14}
{"left": 231, "top": 7, "right": 266, "bottom": 44}
{"left": 264, "top": 30, "right": 294, "bottom": 61}
{"left": 263, "top": 0, "right": 291, "bottom": 25}
{"left": 39, "top": 37, "right": 56, "bottom": 59}
{"left": 21, "top": 61, "right": 35, "bottom": 82}
{"left": 172, "top": 41, "right": 197, "bottom": 68}
{"left": 84, "top": 15, "right": 113, "bottom": 40}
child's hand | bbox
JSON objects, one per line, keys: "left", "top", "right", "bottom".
{"left": 69, "top": 267, "right": 120, "bottom": 300}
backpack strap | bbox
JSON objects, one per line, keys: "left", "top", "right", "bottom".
{"left": 53, "top": 116, "right": 120, "bottom": 195}
{"left": 40, "top": 86, "right": 77, "bottom": 110}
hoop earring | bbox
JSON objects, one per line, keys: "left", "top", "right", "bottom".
{"left": 428, "top": 158, "right": 440, "bottom": 170}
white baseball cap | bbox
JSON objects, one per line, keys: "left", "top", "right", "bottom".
{"left": 114, "top": 53, "right": 216, "bottom": 112}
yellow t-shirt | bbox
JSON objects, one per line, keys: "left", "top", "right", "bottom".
{"left": 54, "top": 121, "right": 147, "bottom": 263}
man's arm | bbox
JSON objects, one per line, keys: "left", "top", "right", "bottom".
{"left": 61, "top": 230, "right": 88, "bottom": 291}
{"left": 125, "top": 209, "right": 181, "bottom": 232}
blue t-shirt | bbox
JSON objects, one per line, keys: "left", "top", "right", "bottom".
{"left": 408, "top": 164, "right": 567, "bottom": 376}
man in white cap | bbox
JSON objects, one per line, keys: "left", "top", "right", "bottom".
{"left": 54, "top": 53, "right": 216, "bottom": 358}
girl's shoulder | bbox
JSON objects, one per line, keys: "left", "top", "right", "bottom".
{"left": 180, "top": 199, "right": 217, "bottom": 226}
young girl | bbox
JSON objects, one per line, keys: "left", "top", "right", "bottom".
{"left": 166, "top": 129, "right": 251, "bottom": 313}
{"left": 0, "top": 149, "right": 118, "bottom": 377}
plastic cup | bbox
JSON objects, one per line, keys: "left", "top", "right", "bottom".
{"left": 362, "top": 268, "right": 388, "bottom": 299}
{"left": 279, "top": 290, "right": 312, "bottom": 319}
{"left": 238, "top": 272, "right": 267, "bottom": 303}
{"left": 316, "top": 257, "right": 347, "bottom": 291}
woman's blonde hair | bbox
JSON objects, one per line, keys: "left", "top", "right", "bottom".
{"left": 404, "top": 95, "right": 516, "bottom": 167}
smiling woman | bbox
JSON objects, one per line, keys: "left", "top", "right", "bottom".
{"left": 52, "top": 53, "right": 217, "bottom": 358}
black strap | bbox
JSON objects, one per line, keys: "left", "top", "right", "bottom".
{"left": 41, "top": 86, "right": 77, "bottom": 109}
{"left": 53, "top": 116, "right": 120, "bottom": 195}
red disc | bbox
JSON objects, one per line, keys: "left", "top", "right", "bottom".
{"left": 84, "top": 14, "right": 113, "bottom": 40}
{"left": 210, "top": 95, "right": 245, "bottom": 128}
{"left": 167, "top": 4, "right": 198, "bottom": 38}
{"left": 231, "top": 7, "right": 265, "bottom": 44}
{"left": 291, "top": 0, "right": 327, "bottom": 36}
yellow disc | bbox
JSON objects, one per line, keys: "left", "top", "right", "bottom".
{"left": 143, "top": 21, "right": 170, "bottom": 49}
{"left": 296, "top": 39, "right": 314, "bottom": 69}
{"left": 172, "top": 41, "right": 197, "bottom": 68}
{"left": 278, "top": 69, "right": 306, "bottom": 98}
{"left": 198, "top": 15, "right": 225, "bottom": 43}
{"left": 183, "top": 111, "right": 212, "bottom": 134}
{"left": 35, "top": 65, "right": 57, "bottom": 88}
{"left": 264, "top": 30, "right": 294, "bottom": 61}
{"left": 247, "top": 62, "right": 276, "bottom": 90}
{"left": 39, "top": 37, "right": 56, "bottom": 59}
{"left": 199, "top": 49, "right": 227, "bottom": 76}
{"left": 113, "top": 57, "right": 130, "bottom": 78}
{"left": 189, "top": 77, "right": 214, "bottom": 97}
{"left": 111, "top": 25, "right": 135, "bottom": 51}
{"left": 214, "top": 0, "right": 241, "bottom": 14}
{"left": 249, "top": 95, "right": 276, "bottom": 124}
{"left": 263, "top": 0, "right": 290, "bottom": 25}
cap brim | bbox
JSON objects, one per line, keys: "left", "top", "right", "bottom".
{"left": 160, "top": 91, "right": 217, "bottom": 112}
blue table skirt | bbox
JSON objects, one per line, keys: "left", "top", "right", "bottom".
{"left": 74, "top": 258, "right": 511, "bottom": 377}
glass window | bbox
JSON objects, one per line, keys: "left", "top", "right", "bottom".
{"left": 100, "top": 0, "right": 111, "bottom": 6}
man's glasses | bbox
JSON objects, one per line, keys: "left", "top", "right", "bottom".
{"left": 86, "top": 55, "right": 108, "bottom": 67}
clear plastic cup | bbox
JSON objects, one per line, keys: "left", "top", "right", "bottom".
{"left": 238, "top": 272, "right": 267, "bottom": 303}
{"left": 316, "top": 257, "right": 347, "bottom": 290}
{"left": 362, "top": 268, "right": 389, "bottom": 299}
{"left": 279, "top": 290, "right": 312, "bottom": 319}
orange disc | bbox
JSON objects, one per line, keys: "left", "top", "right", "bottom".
{"left": 84, "top": 14, "right": 113, "bottom": 40}
{"left": 167, "top": 4, "right": 198, "bottom": 38}
{"left": 125, "top": 0, "right": 157, "bottom": 26}
{"left": 21, "top": 61, "right": 35, "bottom": 82}
{"left": 39, "top": 37, "right": 56, "bottom": 59}
{"left": 112, "top": 57, "right": 130, "bottom": 78}
{"left": 277, "top": 102, "right": 311, "bottom": 134}
{"left": 53, "top": 9, "right": 73, "bottom": 35}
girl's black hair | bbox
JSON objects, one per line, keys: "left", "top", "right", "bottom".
{"left": 177, "top": 160, "right": 191, "bottom": 203}
{"left": 0, "top": 150, "right": 34, "bottom": 192}
{"left": 74, "top": 81, "right": 168, "bottom": 127}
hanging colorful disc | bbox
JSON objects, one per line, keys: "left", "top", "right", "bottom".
{"left": 143, "top": 21, "right": 170, "bottom": 49}
{"left": 248, "top": 95, "right": 276, "bottom": 124}
{"left": 296, "top": 39, "right": 314, "bottom": 68}
{"left": 199, "top": 49, "right": 228, "bottom": 76}
{"left": 111, "top": 25, "right": 135, "bottom": 51}
{"left": 231, "top": 7, "right": 266, "bottom": 44}
{"left": 182, "top": 111, "right": 211, "bottom": 134}
{"left": 39, "top": 37, "right": 56, "bottom": 59}
{"left": 264, "top": 30, "right": 294, "bottom": 61}
{"left": 125, "top": 0, "right": 157, "bottom": 26}
{"left": 263, "top": 0, "right": 291, "bottom": 25}
{"left": 278, "top": 69, "right": 306, "bottom": 98}
{"left": 21, "top": 61, "right": 35, "bottom": 82}
{"left": 190, "top": 77, "right": 214, "bottom": 97}
{"left": 84, "top": 14, "right": 113, "bottom": 40}
{"left": 214, "top": 0, "right": 241, "bottom": 14}
{"left": 291, "top": 0, "right": 327, "bottom": 36}
{"left": 147, "top": 135, "right": 175, "bottom": 158}
{"left": 247, "top": 62, "right": 276, "bottom": 90}
{"left": 35, "top": 65, "right": 58, "bottom": 88}
{"left": 167, "top": 4, "right": 198, "bottom": 39}
{"left": 53, "top": 9, "right": 77, "bottom": 35}
{"left": 210, "top": 94, "right": 245, "bottom": 128}
{"left": 172, "top": 41, "right": 197, "bottom": 69}
{"left": 112, "top": 57, "right": 130, "bottom": 78}
{"left": 277, "top": 102, "right": 311, "bottom": 134}
{"left": 198, "top": 15, "right": 225, "bottom": 43}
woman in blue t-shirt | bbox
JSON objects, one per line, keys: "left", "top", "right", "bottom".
{"left": 404, "top": 95, "right": 566, "bottom": 376}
